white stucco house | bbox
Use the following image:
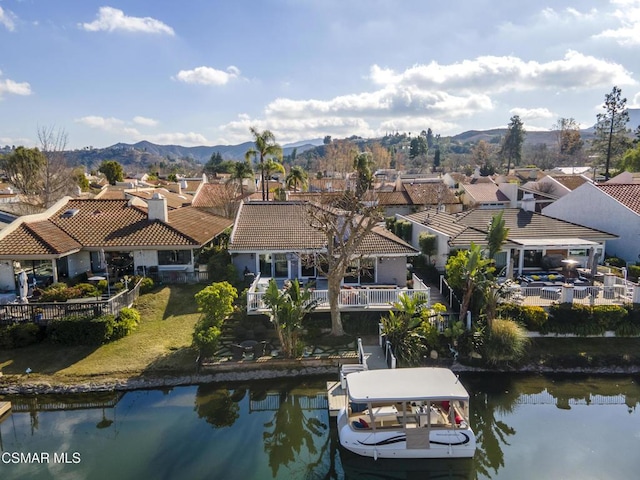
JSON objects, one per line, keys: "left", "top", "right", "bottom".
{"left": 542, "top": 183, "right": 640, "bottom": 264}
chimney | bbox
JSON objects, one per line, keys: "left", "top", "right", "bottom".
{"left": 521, "top": 193, "right": 536, "bottom": 212}
{"left": 148, "top": 193, "right": 168, "bottom": 222}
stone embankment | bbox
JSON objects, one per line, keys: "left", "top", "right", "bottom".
{"left": 2, "top": 360, "right": 640, "bottom": 396}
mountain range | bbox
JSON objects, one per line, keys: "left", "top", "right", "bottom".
{"left": 61, "top": 109, "right": 639, "bottom": 169}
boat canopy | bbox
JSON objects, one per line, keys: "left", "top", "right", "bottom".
{"left": 346, "top": 367, "right": 469, "bottom": 403}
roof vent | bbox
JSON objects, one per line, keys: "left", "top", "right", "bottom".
{"left": 60, "top": 208, "right": 80, "bottom": 218}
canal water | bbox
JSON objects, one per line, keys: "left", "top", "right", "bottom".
{"left": 1, "top": 373, "right": 639, "bottom": 479}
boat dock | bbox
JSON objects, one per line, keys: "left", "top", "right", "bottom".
{"left": 0, "top": 401, "right": 11, "bottom": 421}
{"left": 327, "top": 338, "right": 389, "bottom": 417}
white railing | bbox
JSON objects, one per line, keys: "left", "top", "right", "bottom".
{"left": 246, "top": 286, "right": 430, "bottom": 313}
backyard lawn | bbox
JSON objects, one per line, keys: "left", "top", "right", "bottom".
{"left": 0, "top": 284, "right": 203, "bottom": 381}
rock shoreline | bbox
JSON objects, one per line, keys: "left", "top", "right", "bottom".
{"left": 2, "top": 362, "right": 640, "bottom": 396}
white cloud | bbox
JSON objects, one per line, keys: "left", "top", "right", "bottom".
{"left": 630, "top": 91, "right": 640, "bottom": 108}
{"left": 133, "top": 116, "right": 159, "bottom": 127}
{"left": 594, "top": 0, "right": 640, "bottom": 46}
{"left": 0, "top": 6, "right": 16, "bottom": 31}
{"left": 0, "top": 71, "right": 32, "bottom": 98}
{"left": 80, "top": 7, "right": 175, "bottom": 35}
{"left": 369, "top": 51, "right": 635, "bottom": 93}
{"left": 76, "top": 116, "right": 124, "bottom": 131}
{"left": 217, "top": 50, "right": 634, "bottom": 144}
{"left": 75, "top": 115, "right": 207, "bottom": 146}
{"left": 174, "top": 66, "right": 241, "bottom": 86}
{"left": 509, "top": 107, "right": 555, "bottom": 121}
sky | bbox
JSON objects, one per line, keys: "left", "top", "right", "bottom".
{"left": 0, "top": 0, "right": 639, "bottom": 150}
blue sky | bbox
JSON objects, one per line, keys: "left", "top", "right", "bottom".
{"left": 1, "top": 0, "right": 639, "bottom": 149}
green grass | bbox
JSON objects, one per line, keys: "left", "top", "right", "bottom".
{"left": 0, "top": 284, "right": 203, "bottom": 381}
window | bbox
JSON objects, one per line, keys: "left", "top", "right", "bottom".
{"left": 360, "top": 258, "right": 375, "bottom": 284}
{"left": 300, "top": 254, "right": 316, "bottom": 277}
{"left": 258, "top": 253, "right": 289, "bottom": 278}
{"left": 158, "top": 250, "right": 191, "bottom": 265}
{"left": 259, "top": 254, "right": 272, "bottom": 276}
{"left": 273, "top": 253, "right": 288, "bottom": 278}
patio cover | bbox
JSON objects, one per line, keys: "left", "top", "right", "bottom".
{"left": 509, "top": 238, "right": 599, "bottom": 248}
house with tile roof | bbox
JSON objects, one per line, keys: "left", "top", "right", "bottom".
{"left": 542, "top": 183, "right": 640, "bottom": 264}
{"left": 0, "top": 195, "right": 232, "bottom": 292}
{"left": 398, "top": 208, "right": 617, "bottom": 276}
{"left": 460, "top": 182, "right": 511, "bottom": 209}
{"left": 228, "top": 201, "right": 421, "bottom": 313}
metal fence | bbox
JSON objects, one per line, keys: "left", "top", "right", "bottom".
{"left": 0, "top": 280, "right": 142, "bottom": 325}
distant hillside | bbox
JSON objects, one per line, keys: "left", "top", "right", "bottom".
{"left": 64, "top": 140, "right": 318, "bottom": 170}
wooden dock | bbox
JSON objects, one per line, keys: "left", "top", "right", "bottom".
{"left": 327, "top": 381, "right": 346, "bottom": 417}
{"left": 0, "top": 401, "right": 12, "bottom": 421}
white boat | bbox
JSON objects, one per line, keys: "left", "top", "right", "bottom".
{"left": 337, "top": 367, "right": 476, "bottom": 459}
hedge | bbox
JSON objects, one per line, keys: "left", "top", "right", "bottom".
{"left": 0, "top": 323, "right": 43, "bottom": 349}
{"left": 497, "top": 304, "right": 548, "bottom": 331}
{"left": 47, "top": 314, "right": 117, "bottom": 345}
{"left": 546, "top": 304, "right": 628, "bottom": 336}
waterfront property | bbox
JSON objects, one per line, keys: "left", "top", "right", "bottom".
{"left": 0, "top": 195, "right": 232, "bottom": 296}
{"left": 399, "top": 207, "right": 617, "bottom": 276}
{"left": 228, "top": 201, "right": 426, "bottom": 314}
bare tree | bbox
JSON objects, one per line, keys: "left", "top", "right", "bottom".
{"left": 37, "top": 125, "right": 76, "bottom": 207}
{"left": 305, "top": 193, "right": 383, "bottom": 336}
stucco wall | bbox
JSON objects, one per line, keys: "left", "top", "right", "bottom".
{"left": 133, "top": 250, "right": 158, "bottom": 273}
{"left": 232, "top": 253, "right": 256, "bottom": 279}
{"left": 376, "top": 257, "right": 407, "bottom": 286}
{"left": 403, "top": 217, "right": 450, "bottom": 270}
{"left": 542, "top": 183, "right": 639, "bottom": 263}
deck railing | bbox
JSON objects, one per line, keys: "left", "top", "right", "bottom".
{"left": 0, "top": 280, "right": 142, "bottom": 325}
{"left": 246, "top": 286, "right": 430, "bottom": 313}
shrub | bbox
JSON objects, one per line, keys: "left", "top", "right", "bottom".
{"left": 39, "top": 283, "right": 74, "bottom": 302}
{"left": 0, "top": 323, "right": 42, "bottom": 349}
{"left": 75, "top": 283, "right": 100, "bottom": 298}
{"left": 497, "top": 304, "right": 548, "bottom": 331}
{"left": 628, "top": 265, "right": 640, "bottom": 282}
{"left": 604, "top": 256, "right": 626, "bottom": 268}
{"left": 47, "top": 314, "right": 116, "bottom": 345}
{"left": 112, "top": 307, "right": 140, "bottom": 339}
{"left": 483, "top": 318, "right": 529, "bottom": 365}
{"left": 139, "top": 277, "right": 154, "bottom": 293}
{"left": 547, "top": 304, "right": 627, "bottom": 336}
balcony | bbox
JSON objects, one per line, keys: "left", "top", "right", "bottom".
{"left": 246, "top": 275, "right": 430, "bottom": 315}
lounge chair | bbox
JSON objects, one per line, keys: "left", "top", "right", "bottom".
{"left": 252, "top": 341, "right": 270, "bottom": 358}
{"left": 230, "top": 344, "right": 245, "bottom": 360}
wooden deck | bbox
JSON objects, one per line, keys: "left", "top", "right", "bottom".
{"left": 0, "top": 401, "right": 12, "bottom": 421}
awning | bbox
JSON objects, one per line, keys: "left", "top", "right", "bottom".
{"left": 510, "top": 238, "right": 600, "bottom": 248}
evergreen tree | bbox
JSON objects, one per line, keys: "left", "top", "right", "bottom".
{"left": 592, "top": 86, "right": 630, "bottom": 180}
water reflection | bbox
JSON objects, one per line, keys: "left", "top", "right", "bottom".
{"left": 194, "top": 383, "right": 240, "bottom": 428}
{"left": 0, "top": 374, "right": 639, "bottom": 479}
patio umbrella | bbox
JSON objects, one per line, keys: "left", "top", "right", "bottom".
{"left": 98, "top": 249, "right": 107, "bottom": 272}
{"left": 18, "top": 270, "right": 29, "bottom": 303}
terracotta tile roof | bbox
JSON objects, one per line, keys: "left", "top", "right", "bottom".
{"left": 167, "top": 207, "right": 233, "bottom": 244}
{"left": 229, "top": 202, "right": 417, "bottom": 256}
{"left": 192, "top": 183, "right": 240, "bottom": 208}
{"left": 0, "top": 199, "right": 232, "bottom": 257}
{"left": 404, "top": 208, "right": 616, "bottom": 249}
{"left": 461, "top": 183, "right": 510, "bottom": 203}
{"left": 309, "top": 178, "right": 347, "bottom": 192}
{"left": 403, "top": 183, "right": 460, "bottom": 206}
{"left": 95, "top": 188, "right": 127, "bottom": 199}
{"left": 126, "top": 189, "right": 193, "bottom": 209}
{"left": 596, "top": 184, "right": 640, "bottom": 215}
{"left": 376, "top": 191, "right": 411, "bottom": 206}
{"left": 0, "top": 221, "right": 82, "bottom": 256}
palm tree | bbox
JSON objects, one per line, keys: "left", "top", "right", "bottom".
{"left": 262, "top": 158, "right": 285, "bottom": 201}
{"left": 245, "top": 128, "right": 283, "bottom": 201}
{"left": 285, "top": 165, "right": 308, "bottom": 192}
{"left": 228, "top": 160, "right": 253, "bottom": 197}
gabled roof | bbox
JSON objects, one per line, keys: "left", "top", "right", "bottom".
{"left": 403, "top": 183, "right": 459, "bottom": 206}
{"left": 0, "top": 198, "right": 232, "bottom": 258}
{"left": 229, "top": 201, "right": 417, "bottom": 256}
{"left": 461, "top": 183, "right": 510, "bottom": 203}
{"left": 403, "top": 207, "right": 617, "bottom": 248}
{"left": 596, "top": 184, "right": 640, "bottom": 215}
{"left": 549, "top": 174, "right": 591, "bottom": 191}
{"left": 191, "top": 183, "right": 241, "bottom": 208}
{"left": 377, "top": 191, "right": 412, "bottom": 206}
{"left": 126, "top": 189, "right": 193, "bottom": 209}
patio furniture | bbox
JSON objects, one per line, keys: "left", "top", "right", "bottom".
{"left": 252, "top": 341, "right": 270, "bottom": 358}
{"left": 541, "top": 286, "right": 561, "bottom": 300}
{"left": 230, "top": 344, "right": 245, "bottom": 360}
